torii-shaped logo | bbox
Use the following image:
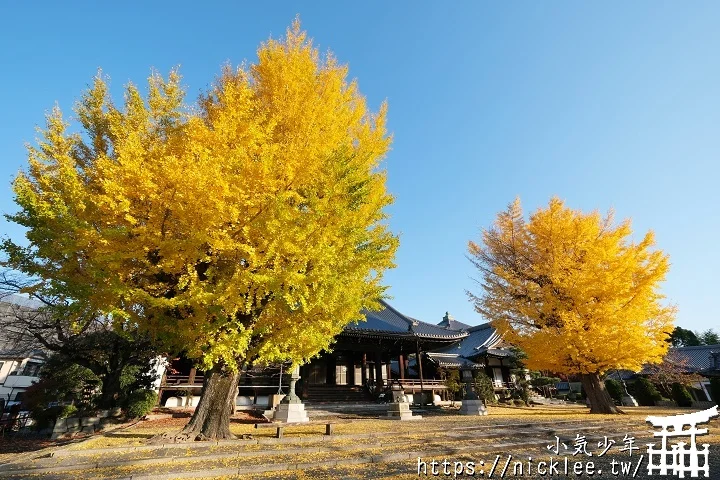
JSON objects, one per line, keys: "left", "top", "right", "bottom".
{"left": 646, "top": 406, "right": 718, "bottom": 478}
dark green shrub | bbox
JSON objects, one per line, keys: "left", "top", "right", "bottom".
{"left": 472, "top": 371, "right": 496, "bottom": 403}
{"left": 604, "top": 379, "right": 624, "bottom": 403}
{"left": 530, "top": 376, "right": 561, "bottom": 388}
{"left": 125, "top": 390, "right": 158, "bottom": 418}
{"left": 567, "top": 391, "right": 577, "bottom": 401}
{"left": 710, "top": 378, "right": 720, "bottom": 403}
{"left": 31, "top": 404, "right": 78, "bottom": 430}
{"left": 671, "top": 383, "right": 693, "bottom": 407}
{"left": 632, "top": 378, "right": 662, "bottom": 406}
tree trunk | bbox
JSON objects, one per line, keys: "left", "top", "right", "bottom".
{"left": 580, "top": 373, "right": 621, "bottom": 414}
{"left": 98, "top": 368, "right": 123, "bottom": 409}
{"left": 180, "top": 363, "right": 240, "bottom": 440}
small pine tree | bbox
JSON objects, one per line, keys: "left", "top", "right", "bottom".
{"left": 473, "top": 371, "right": 496, "bottom": 404}
{"left": 440, "top": 368, "right": 462, "bottom": 403}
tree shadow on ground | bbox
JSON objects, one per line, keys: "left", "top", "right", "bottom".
{"left": 99, "top": 432, "right": 154, "bottom": 439}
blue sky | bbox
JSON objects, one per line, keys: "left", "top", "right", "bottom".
{"left": 1, "top": 2, "right": 718, "bottom": 332}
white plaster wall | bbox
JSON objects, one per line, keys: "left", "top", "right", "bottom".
{"left": 0, "top": 359, "right": 18, "bottom": 384}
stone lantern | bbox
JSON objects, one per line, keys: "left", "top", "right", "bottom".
{"left": 386, "top": 381, "right": 421, "bottom": 421}
{"left": 459, "top": 366, "right": 487, "bottom": 416}
{"left": 273, "top": 365, "right": 309, "bottom": 423}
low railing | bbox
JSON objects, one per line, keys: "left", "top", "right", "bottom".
{"left": 162, "top": 374, "right": 290, "bottom": 389}
{"left": 162, "top": 374, "right": 205, "bottom": 386}
{"left": 394, "top": 379, "right": 447, "bottom": 390}
{"left": 492, "top": 381, "right": 516, "bottom": 390}
{"left": 0, "top": 413, "right": 32, "bottom": 435}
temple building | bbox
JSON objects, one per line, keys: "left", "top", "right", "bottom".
{"left": 158, "top": 301, "right": 517, "bottom": 407}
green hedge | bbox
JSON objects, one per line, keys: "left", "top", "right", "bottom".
{"left": 125, "top": 390, "right": 157, "bottom": 419}
{"left": 671, "top": 383, "right": 693, "bottom": 407}
{"left": 632, "top": 378, "right": 662, "bottom": 406}
{"left": 530, "top": 376, "right": 561, "bottom": 388}
{"left": 604, "top": 379, "right": 623, "bottom": 403}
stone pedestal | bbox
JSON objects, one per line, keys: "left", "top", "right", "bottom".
{"left": 622, "top": 395, "right": 639, "bottom": 407}
{"left": 273, "top": 402, "right": 309, "bottom": 423}
{"left": 459, "top": 399, "right": 488, "bottom": 416}
{"left": 386, "top": 402, "right": 421, "bottom": 420}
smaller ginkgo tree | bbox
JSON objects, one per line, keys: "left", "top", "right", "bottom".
{"left": 468, "top": 198, "right": 675, "bottom": 413}
{"left": 3, "top": 20, "right": 398, "bottom": 439}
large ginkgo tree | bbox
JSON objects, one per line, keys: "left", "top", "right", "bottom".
{"left": 468, "top": 198, "right": 675, "bottom": 413}
{"left": 2, "top": 20, "right": 398, "bottom": 439}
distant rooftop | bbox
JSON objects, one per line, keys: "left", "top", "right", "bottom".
{"left": 343, "top": 300, "right": 468, "bottom": 341}
{"left": 0, "top": 293, "right": 44, "bottom": 309}
{"left": 437, "top": 312, "right": 472, "bottom": 331}
{"left": 641, "top": 344, "right": 720, "bottom": 375}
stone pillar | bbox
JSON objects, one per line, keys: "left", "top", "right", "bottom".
{"left": 273, "top": 366, "right": 309, "bottom": 423}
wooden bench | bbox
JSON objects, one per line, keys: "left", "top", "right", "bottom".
{"left": 254, "top": 419, "right": 352, "bottom": 438}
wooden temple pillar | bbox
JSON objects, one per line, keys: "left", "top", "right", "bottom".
{"left": 374, "top": 351, "right": 384, "bottom": 388}
{"left": 326, "top": 355, "right": 337, "bottom": 385}
{"left": 361, "top": 353, "right": 367, "bottom": 386}
{"left": 347, "top": 355, "right": 355, "bottom": 385}
{"left": 416, "top": 341, "right": 425, "bottom": 405}
{"left": 398, "top": 354, "right": 405, "bottom": 380}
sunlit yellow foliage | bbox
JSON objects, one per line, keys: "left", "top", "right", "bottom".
{"left": 4, "top": 20, "right": 398, "bottom": 371}
{"left": 468, "top": 197, "right": 675, "bottom": 376}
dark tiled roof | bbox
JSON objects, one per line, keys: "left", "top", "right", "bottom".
{"left": 432, "top": 322, "right": 501, "bottom": 358}
{"left": 481, "top": 347, "right": 514, "bottom": 358}
{"left": 641, "top": 344, "right": 720, "bottom": 375}
{"left": 426, "top": 352, "right": 484, "bottom": 369}
{"left": 343, "top": 300, "right": 468, "bottom": 340}
{"left": 605, "top": 370, "right": 636, "bottom": 381}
